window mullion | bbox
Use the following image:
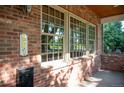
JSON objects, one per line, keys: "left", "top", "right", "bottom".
{"left": 86, "top": 23, "right": 89, "bottom": 55}
{"left": 64, "top": 12, "right": 70, "bottom": 62}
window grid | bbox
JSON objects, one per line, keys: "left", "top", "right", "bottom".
{"left": 41, "top": 5, "right": 64, "bottom": 62}
{"left": 70, "top": 17, "right": 86, "bottom": 58}
{"left": 88, "top": 25, "right": 95, "bottom": 53}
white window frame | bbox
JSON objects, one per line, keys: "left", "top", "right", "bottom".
{"left": 68, "top": 12, "right": 96, "bottom": 58}
{"left": 87, "top": 25, "right": 96, "bottom": 54}
{"left": 40, "top": 5, "right": 97, "bottom": 64}
{"left": 40, "top": 5, "right": 68, "bottom": 64}
{"left": 69, "top": 15, "right": 87, "bottom": 58}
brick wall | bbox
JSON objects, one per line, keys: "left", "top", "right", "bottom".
{"left": 0, "top": 5, "right": 42, "bottom": 86}
{"left": 0, "top": 5, "right": 100, "bottom": 87}
{"left": 38, "top": 55, "right": 101, "bottom": 87}
{"left": 101, "top": 54, "right": 124, "bottom": 72}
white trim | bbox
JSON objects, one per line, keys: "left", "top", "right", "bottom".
{"left": 101, "top": 14, "right": 124, "bottom": 23}
{"left": 97, "top": 24, "right": 102, "bottom": 54}
{"left": 64, "top": 12, "right": 70, "bottom": 62}
{"left": 40, "top": 59, "right": 67, "bottom": 70}
{"left": 86, "top": 23, "right": 96, "bottom": 55}
{"left": 50, "top": 5, "right": 96, "bottom": 27}
{"left": 41, "top": 5, "right": 65, "bottom": 63}
{"left": 49, "top": 5, "right": 68, "bottom": 14}
{"left": 40, "top": 5, "right": 97, "bottom": 63}
{"left": 69, "top": 12, "right": 96, "bottom": 27}
{"left": 47, "top": 6, "right": 70, "bottom": 62}
{"left": 69, "top": 12, "right": 97, "bottom": 55}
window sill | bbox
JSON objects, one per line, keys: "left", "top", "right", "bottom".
{"left": 40, "top": 60, "right": 68, "bottom": 70}
{"left": 40, "top": 54, "right": 95, "bottom": 71}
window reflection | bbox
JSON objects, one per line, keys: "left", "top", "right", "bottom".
{"left": 70, "top": 17, "right": 86, "bottom": 58}
{"left": 42, "top": 6, "right": 64, "bottom": 62}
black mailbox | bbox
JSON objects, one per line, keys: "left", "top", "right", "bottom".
{"left": 16, "top": 67, "right": 34, "bottom": 87}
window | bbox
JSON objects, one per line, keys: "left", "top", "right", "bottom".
{"left": 41, "top": 5, "right": 96, "bottom": 62}
{"left": 70, "top": 17, "right": 86, "bottom": 58}
{"left": 41, "top": 6, "right": 64, "bottom": 62}
{"left": 88, "top": 25, "right": 96, "bottom": 53}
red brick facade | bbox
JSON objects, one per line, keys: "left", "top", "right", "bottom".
{"left": 0, "top": 5, "right": 100, "bottom": 87}
{"left": 101, "top": 54, "right": 124, "bottom": 72}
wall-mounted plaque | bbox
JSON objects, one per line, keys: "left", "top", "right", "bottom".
{"left": 20, "top": 33, "right": 28, "bottom": 56}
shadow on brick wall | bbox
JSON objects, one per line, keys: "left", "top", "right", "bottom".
{"left": 39, "top": 56, "right": 99, "bottom": 87}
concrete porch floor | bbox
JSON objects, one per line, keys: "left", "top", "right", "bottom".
{"left": 79, "top": 69, "right": 124, "bottom": 87}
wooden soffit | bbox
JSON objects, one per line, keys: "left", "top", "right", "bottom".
{"left": 86, "top": 5, "right": 124, "bottom": 18}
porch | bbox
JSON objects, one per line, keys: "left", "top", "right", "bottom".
{"left": 80, "top": 70, "right": 124, "bottom": 87}
{"left": 0, "top": 5, "right": 124, "bottom": 87}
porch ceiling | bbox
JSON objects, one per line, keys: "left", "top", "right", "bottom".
{"left": 86, "top": 5, "right": 124, "bottom": 18}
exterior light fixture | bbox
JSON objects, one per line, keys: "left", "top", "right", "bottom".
{"left": 113, "top": 5, "right": 119, "bottom": 7}
{"left": 22, "top": 5, "right": 32, "bottom": 14}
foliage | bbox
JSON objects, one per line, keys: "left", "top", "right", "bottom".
{"left": 103, "top": 21, "right": 124, "bottom": 53}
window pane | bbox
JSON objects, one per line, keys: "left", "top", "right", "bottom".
{"left": 78, "top": 43, "right": 82, "bottom": 50}
{"left": 73, "top": 25, "right": 76, "bottom": 31}
{"left": 73, "top": 31, "right": 76, "bottom": 38}
{"left": 79, "top": 52, "right": 82, "bottom": 56}
{"left": 53, "top": 37, "right": 58, "bottom": 52}
{"left": 60, "top": 28, "right": 64, "bottom": 35}
{"left": 70, "top": 31, "right": 73, "bottom": 38}
{"left": 49, "top": 7, "right": 54, "bottom": 16}
{"left": 48, "top": 24, "right": 54, "bottom": 34}
{"left": 61, "top": 13, "right": 64, "bottom": 20}
{"left": 61, "top": 20, "right": 64, "bottom": 27}
{"left": 42, "top": 23, "right": 48, "bottom": 33}
{"left": 71, "top": 44, "right": 74, "bottom": 50}
{"left": 70, "top": 17, "right": 86, "bottom": 58}
{"left": 48, "top": 36, "right": 54, "bottom": 44}
{"left": 54, "top": 53, "right": 58, "bottom": 60}
{"left": 77, "top": 20, "right": 80, "bottom": 26}
{"left": 55, "top": 19, "right": 60, "bottom": 26}
{"left": 42, "top": 6, "right": 48, "bottom": 13}
{"left": 89, "top": 40, "right": 94, "bottom": 53}
{"left": 70, "top": 52, "right": 74, "bottom": 58}
{"left": 41, "top": 44, "right": 47, "bottom": 53}
{"left": 70, "top": 37, "right": 73, "bottom": 44}
{"left": 48, "top": 54, "right": 53, "bottom": 61}
{"left": 77, "top": 52, "right": 80, "bottom": 57}
{"left": 58, "top": 36, "right": 63, "bottom": 45}
{"left": 48, "top": 44, "right": 54, "bottom": 53}
{"left": 49, "top": 16, "right": 54, "bottom": 24}
{"left": 55, "top": 10, "right": 61, "bottom": 18}
{"left": 58, "top": 45, "right": 63, "bottom": 51}
{"left": 59, "top": 52, "right": 63, "bottom": 59}
{"left": 41, "top": 6, "right": 64, "bottom": 62}
{"left": 41, "top": 35, "right": 47, "bottom": 43}
{"left": 70, "top": 17, "right": 73, "bottom": 23}
{"left": 80, "top": 21, "right": 83, "bottom": 26}
{"left": 48, "top": 36, "right": 54, "bottom": 52}
{"left": 81, "top": 51, "right": 85, "bottom": 56}
{"left": 88, "top": 25, "right": 95, "bottom": 53}
{"left": 42, "top": 13, "right": 48, "bottom": 22}
{"left": 74, "top": 45, "right": 77, "bottom": 51}
{"left": 42, "top": 55, "right": 47, "bottom": 62}
{"left": 73, "top": 18, "right": 76, "bottom": 24}
{"left": 54, "top": 36, "right": 59, "bottom": 43}
{"left": 55, "top": 27, "right": 60, "bottom": 35}
{"left": 74, "top": 52, "right": 77, "bottom": 57}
